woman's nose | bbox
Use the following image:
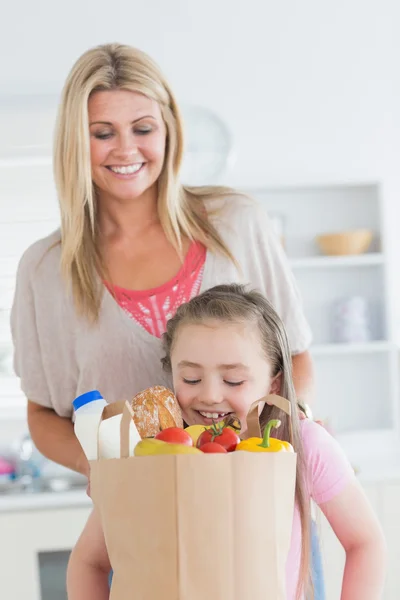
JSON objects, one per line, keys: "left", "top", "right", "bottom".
{"left": 115, "top": 133, "right": 138, "bottom": 158}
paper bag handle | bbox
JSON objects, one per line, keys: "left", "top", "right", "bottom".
{"left": 120, "top": 400, "right": 136, "bottom": 459}
{"left": 96, "top": 400, "right": 125, "bottom": 460}
{"left": 243, "top": 394, "right": 293, "bottom": 445}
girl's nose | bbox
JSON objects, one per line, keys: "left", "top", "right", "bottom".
{"left": 198, "top": 383, "right": 224, "bottom": 406}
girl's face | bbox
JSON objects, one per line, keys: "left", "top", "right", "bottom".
{"left": 171, "top": 320, "right": 281, "bottom": 431}
{"left": 88, "top": 89, "right": 167, "bottom": 204}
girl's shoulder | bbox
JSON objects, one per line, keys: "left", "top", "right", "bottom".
{"left": 299, "top": 419, "right": 356, "bottom": 504}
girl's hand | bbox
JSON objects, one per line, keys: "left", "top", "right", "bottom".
{"left": 320, "top": 480, "right": 386, "bottom": 599}
{"left": 67, "top": 509, "right": 111, "bottom": 600}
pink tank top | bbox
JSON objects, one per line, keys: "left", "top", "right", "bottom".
{"left": 107, "top": 242, "right": 207, "bottom": 338}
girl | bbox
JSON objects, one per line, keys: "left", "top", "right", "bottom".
{"left": 67, "top": 284, "right": 386, "bottom": 599}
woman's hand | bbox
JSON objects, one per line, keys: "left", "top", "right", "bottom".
{"left": 77, "top": 453, "right": 91, "bottom": 497}
{"left": 298, "top": 409, "right": 325, "bottom": 428}
{"left": 297, "top": 402, "right": 328, "bottom": 430}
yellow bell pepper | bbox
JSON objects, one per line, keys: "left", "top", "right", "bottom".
{"left": 184, "top": 424, "right": 208, "bottom": 445}
{"left": 134, "top": 438, "right": 203, "bottom": 457}
{"left": 236, "top": 419, "right": 294, "bottom": 453}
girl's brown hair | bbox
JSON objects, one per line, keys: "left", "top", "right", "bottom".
{"left": 54, "top": 43, "right": 239, "bottom": 321}
{"left": 162, "top": 283, "right": 312, "bottom": 599}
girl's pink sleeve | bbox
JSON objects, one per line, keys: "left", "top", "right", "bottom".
{"left": 301, "top": 420, "right": 356, "bottom": 505}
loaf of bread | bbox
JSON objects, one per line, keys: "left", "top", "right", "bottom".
{"left": 129, "top": 386, "right": 183, "bottom": 438}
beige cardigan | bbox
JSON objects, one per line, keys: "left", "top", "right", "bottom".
{"left": 11, "top": 195, "right": 312, "bottom": 417}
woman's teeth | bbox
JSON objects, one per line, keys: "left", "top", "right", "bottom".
{"left": 109, "top": 164, "right": 143, "bottom": 174}
{"left": 198, "top": 411, "right": 229, "bottom": 419}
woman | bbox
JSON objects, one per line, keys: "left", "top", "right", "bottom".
{"left": 11, "top": 42, "right": 320, "bottom": 591}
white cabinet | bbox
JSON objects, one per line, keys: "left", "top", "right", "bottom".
{"left": 0, "top": 501, "right": 91, "bottom": 600}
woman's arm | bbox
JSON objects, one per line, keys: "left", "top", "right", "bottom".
{"left": 320, "top": 479, "right": 386, "bottom": 599}
{"left": 67, "top": 509, "right": 111, "bottom": 600}
{"left": 291, "top": 350, "right": 314, "bottom": 405}
{"left": 27, "top": 400, "right": 89, "bottom": 476}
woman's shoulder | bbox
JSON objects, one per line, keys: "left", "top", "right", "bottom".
{"left": 205, "top": 188, "right": 258, "bottom": 213}
{"left": 17, "top": 229, "right": 61, "bottom": 282}
{"left": 204, "top": 190, "right": 268, "bottom": 229}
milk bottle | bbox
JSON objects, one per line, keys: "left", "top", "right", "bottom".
{"left": 73, "top": 390, "right": 141, "bottom": 460}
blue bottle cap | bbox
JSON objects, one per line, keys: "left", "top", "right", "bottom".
{"left": 73, "top": 390, "right": 104, "bottom": 411}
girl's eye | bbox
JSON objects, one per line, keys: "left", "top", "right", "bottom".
{"left": 224, "top": 380, "right": 245, "bottom": 387}
{"left": 183, "top": 378, "right": 201, "bottom": 385}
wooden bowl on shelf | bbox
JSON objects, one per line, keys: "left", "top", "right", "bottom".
{"left": 315, "top": 229, "right": 373, "bottom": 256}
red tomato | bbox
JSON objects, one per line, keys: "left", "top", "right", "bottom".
{"left": 197, "top": 425, "right": 240, "bottom": 452}
{"left": 200, "top": 442, "right": 228, "bottom": 454}
{"left": 155, "top": 428, "right": 193, "bottom": 446}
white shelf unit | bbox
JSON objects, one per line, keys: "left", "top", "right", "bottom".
{"left": 0, "top": 145, "right": 52, "bottom": 169}
{"left": 0, "top": 160, "right": 60, "bottom": 420}
{"left": 250, "top": 183, "right": 400, "bottom": 465}
{"left": 289, "top": 253, "right": 384, "bottom": 269}
{"left": 0, "top": 94, "right": 56, "bottom": 170}
{"left": 310, "top": 340, "right": 393, "bottom": 356}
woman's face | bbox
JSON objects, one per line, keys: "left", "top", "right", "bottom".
{"left": 170, "top": 319, "right": 281, "bottom": 432}
{"left": 88, "top": 89, "right": 167, "bottom": 204}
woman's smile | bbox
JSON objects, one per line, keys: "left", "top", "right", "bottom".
{"left": 105, "top": 162, "right": 146, "bottom": 178}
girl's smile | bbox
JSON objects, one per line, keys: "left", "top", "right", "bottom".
{"left": 192, "top": 409, "right": 234, "bottom": 426}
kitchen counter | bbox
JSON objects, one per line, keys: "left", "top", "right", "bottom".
{"left": 0, "top": 458, "right": 399, "bottom": 514}
{"left": 0, "top": 490, "right": 92, "bottom": 600}
{"left": 0, "top": 485, "right": 92, "bottom": 513}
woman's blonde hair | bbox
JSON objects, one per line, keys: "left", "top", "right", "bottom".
{"left": 54, "top": 43, "right": 237, "bottom": 320}
{"left": 162, "top": 283, "right": 312, "bottom": 599}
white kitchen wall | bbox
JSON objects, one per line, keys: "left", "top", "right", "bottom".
{"left": 1, "top": 0, "right": 400, "bottom": 436}
{"left": 1, "top": 1, "right": 399, "bottom": 184}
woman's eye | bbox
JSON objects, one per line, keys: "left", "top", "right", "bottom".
{"left": 183, "top": 378, "right": 201, "bottom": 385}
{"left": 224, "top": 380, "right": 245, "bottom": 387}
{"left": 94, "top": 132, "right": 113, "bottom": 140}
{"left": 135, "top": 127, "right": 152, "bottom": 135}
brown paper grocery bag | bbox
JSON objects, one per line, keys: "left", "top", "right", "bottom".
{"left": 90, "top": 394, "right": 297, "bottom": 600}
